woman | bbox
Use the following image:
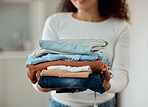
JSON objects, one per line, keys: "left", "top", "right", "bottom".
{"left": 34, "top": 0, "right": 130, "bottom": 107}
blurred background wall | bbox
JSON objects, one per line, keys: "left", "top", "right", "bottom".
{"left": 119, "top": 0, "right": 148, "bottom": 107}
{"left": 0, "top": 0, "right": 61, "bottom": 107}
{"left": 0, "top": 2, "right": 30, "bottom": 51}
{"left": 0, "top": 0, "right": 148, "bottom": 107}
{"left": 0, "top": 0, "right": 61, "bottom": 51}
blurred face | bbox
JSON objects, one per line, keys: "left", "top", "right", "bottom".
{"left": 70, "top": 0, "right": 99, "bottom": 11}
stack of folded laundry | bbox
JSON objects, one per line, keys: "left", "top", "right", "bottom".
{"left": 26, "top": 39, "right": 112, "bottom": 94}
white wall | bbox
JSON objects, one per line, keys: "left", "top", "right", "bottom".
{"left": 119, "top": 0, "right": 148, "bottom": 107}
{"left": 0, "top": 1, "right": 62, "bottom": 107}
{"left": 0, "top": 3, "right": 30, "bottom": 50}
{"left": 29, "top": 0, "right": 45, "bottom": 49}
{"left": 44, "top": 0, "right": 61, "bottom": 18}
{"left": 0, "top": 55, "right": 50, "bottom": 107}
{"left": 29, "top": 0, "right": 61, "bottom": 49}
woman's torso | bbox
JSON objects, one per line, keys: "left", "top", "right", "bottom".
{"left": 42, "top": 12, "right": 126, "bottom": 106}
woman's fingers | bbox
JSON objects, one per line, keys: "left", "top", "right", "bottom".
{"left": 103, "top": 69, "right": 111, "bottom": 91}
{"left": 103, "top": 70, "right": 111, "bottom": 81}
{"left": 27, "top": 70, "right": 37, "bottom": 84}
{"left": 101, "top": 64, "right": 111, "bottom": 81}
{"left": 37, "top": 83, "right": 62, "bottom": 92}
{"left": 36, "top": 70, "right": 42, "bottom": 81}
{"left": 102, "top": 64, "right": 108, "bottom": 71}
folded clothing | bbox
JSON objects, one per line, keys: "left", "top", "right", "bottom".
{"left": 26, "top": 60, "right": 107, "bottom": 83}
{"left": 26, "top": 51, "right": 110, "bottom": 65}
{"left": 39, "top": 39, "right": 108, "bottom": 54}
{"left": 47, "top": 65, "right": 92, "bottom": 72}
{"left": 33, "top": 47, "right": 74, "bottom": 58}
{"left": 56, "top": 88, "right": 87, "bottom": 93}
{"left": 27, "top": 60, "right": 105, "bottom": 72}
{"left": 40, "top": 69, "right": 93, "bottom": 78}
{"left": 38, "top": 73, "right": 106, "bottom": 94}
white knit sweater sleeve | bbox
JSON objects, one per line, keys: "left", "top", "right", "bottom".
{"left": 41, "top": 14, "right": 59, "bottom": 40}
{"left": 107, "top": 22, "right": 130, "bottom": 93}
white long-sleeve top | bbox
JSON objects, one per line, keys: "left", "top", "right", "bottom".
{"left": 33, "top": 12, "right": 130, "bottom": 107}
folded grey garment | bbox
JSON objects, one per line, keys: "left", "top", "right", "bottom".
{"left": 39, "top": 39, "right": 108, "bottom": 55}
{"left": 33, "top": 47, "right": 72, "bottom": 58}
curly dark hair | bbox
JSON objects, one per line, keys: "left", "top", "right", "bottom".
{"left": 60, "top": 0, "right": 130, "bottom": 22}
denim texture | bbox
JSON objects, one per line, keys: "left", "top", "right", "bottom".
{"left": 39, "top": 39, "right": 108, "bottom": 55}
{"left": 26, "top": 52, "right": 111, "bottom": 67}
{"left": 38, "top": 73, "right": 105, "bottom": 94}
{"left": 49, "top": 97, "right": 116, "bottom": 107}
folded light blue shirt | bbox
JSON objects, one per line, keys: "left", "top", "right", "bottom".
{"left": 26, "top": 52, "right": 112, "bottom": 67}
{"left": 39, "top": 39, "right": 108, "bottom": 54}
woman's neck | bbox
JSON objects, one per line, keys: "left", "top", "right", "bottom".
{"left": 72, "top": 10, "right": 106, "bottom": 22}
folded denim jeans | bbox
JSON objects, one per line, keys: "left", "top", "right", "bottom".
{"left": 38, "top": 73, "right": 106, "bottom": 94}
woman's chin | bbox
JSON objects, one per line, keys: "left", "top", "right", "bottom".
{"left": 75, "top": 0, "right": 86, "bottom": 5}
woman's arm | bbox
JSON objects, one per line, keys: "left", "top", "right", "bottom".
{"left": 107, "top": 21, "right": 130, "bottom": 93}
{"left": 41, "top": 14, "right": 59, "bottom": 40}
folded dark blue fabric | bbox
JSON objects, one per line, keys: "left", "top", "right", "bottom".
{"left": 38, "top": 74, "right": 106, "bottom": 94}
{"left": 56, "top": 88, "right": 87, "bottom": 93}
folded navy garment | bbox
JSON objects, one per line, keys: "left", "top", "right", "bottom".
{"left": 38, "top": 74, "right": 106, "bottom": 94}
{"left": 56, "top": 88, "right": 87, "bottom": 93}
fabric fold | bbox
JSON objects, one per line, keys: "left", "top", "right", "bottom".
{"left": 33, "top": 47, "right": 73, "bottom": 58}
{"left": 26, "top": 60, "right": 108, "bottom": 84}
{"left": 39, "top": 39, "right": 108, "bottom": 54}
{"left": 47, "top": 65, "right": 92, "bottom": 72}
{"left": 26, "top": 51, "right": 111, "bottom": 65}
{"left": 40, "top": 69, "right": 92, "bottom": 78}
{"left": 38, "top": 74, "right": 106, "bottom": 94}
{"left": 27, "top": 60, "right": 104, "bottom": 73}
{"left": 56, "top": 88, "right": 87, "bottom": 93}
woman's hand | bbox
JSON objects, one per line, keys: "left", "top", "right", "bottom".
{"left": 103, "top": 70, "right": 111, "bottom": 91}
{"left": 27, "top": 70, "right": 38, "bottom": 84}
{"left": 102, "top": 65, "right": 111, "bottom": 91}
{"left": 36, "top": 70, "right": 61, "bottom": 92}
